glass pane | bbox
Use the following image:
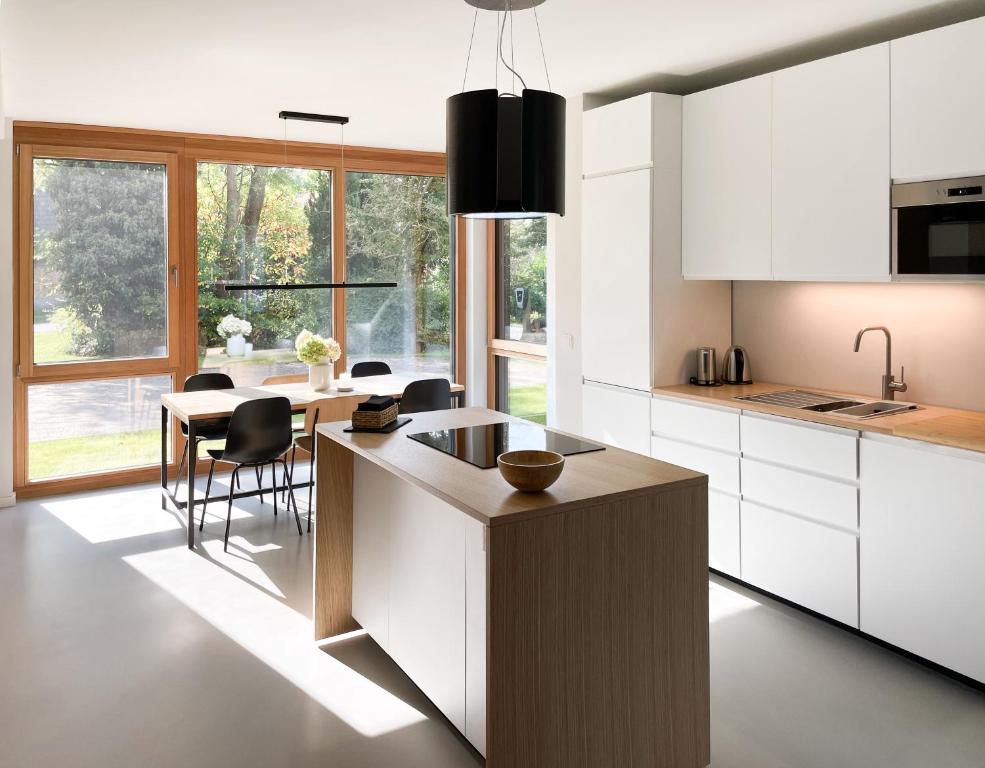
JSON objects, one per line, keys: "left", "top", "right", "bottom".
{"left": 28, "top": 375, "right": 172, "bottom": 481}
{"left": 196, "top": 163, "right": 333, "bottom": 387}
{"left": 33, "top": 157, "right": 168, "bottom": 364}
{"left": 496, "top": 218, "right": 547, "bottom": 345}
{"left": 495, "top": 356, "right": 548, "bottom": 425}
{"left": 345, "top": 171, "right": 452, "bottom": 377}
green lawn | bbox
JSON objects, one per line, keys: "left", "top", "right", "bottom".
{"left": 509, "top": 384, "right": 548, "bottom": 425}
{"left": 34, "top": 325, "right": 83, "bottom": 364}
{"left": 29, "top": 429, "right": 163, "bottom": 480}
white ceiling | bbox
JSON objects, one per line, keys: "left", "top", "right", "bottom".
{"left": 0, "top": 0, "right": 979, "bottom": 151}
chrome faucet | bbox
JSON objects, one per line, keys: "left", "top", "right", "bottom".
{"left": 853, "top": 326, "right": 907, "bottom": 400}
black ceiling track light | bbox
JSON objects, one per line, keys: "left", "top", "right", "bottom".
{"left": 447, "top": 0, "right": 565, "bottom": 219}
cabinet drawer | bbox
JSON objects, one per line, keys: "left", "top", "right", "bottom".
{"left": 651, "top": 435, "right": 739, "bottom": 495}
{"left": 651, "top": 396, "right": 739, "bottom": 453}
{"left": 740, "top": 413, "right": 857, "bottom": 480}
{"left": 709, "top": 490, "right": 740, "bottom": 578}
{"left": 741, "top": 501, "right": 859, "bottom": 627}
{"left": 741, "top": 457, "right": 858, "bottom": 531}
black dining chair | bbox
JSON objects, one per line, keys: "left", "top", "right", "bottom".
{"left": 351, "top": 361, "right": 392, "bottom": 378}
{"left": 199, "top": 396, "right": 302, "bottom": 551}
{"left": 399, "top": 378, "right": 452, "bottom": 414}
{"left": 174, "top": 373, "right": 234, "bottom": 497}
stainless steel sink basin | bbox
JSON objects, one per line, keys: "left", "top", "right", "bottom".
{"left": 827, "top": 401, "right": 919, "bottom": 419}
{"left": 801, "top": 399, "right": 864, "bottom": 412}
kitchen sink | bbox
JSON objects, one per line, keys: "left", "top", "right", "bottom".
{"left": 801, "top": 399, "right": 864, "bottom": 412}
{"left": 827, "top": 401, "right": 919, "bottom": 419}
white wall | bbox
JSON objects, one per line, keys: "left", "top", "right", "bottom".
{"left": 465, "top": 219, "right": 487, "bottom": 408}
{"left": 733, "top": 281, "right": 985, "bottom": 411}
{"left": 0, "top": 53, "right": 13, "bottom": 506}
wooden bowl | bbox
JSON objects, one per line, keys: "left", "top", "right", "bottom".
{"left": 497, "top": 450, "right": 565, "bottom": 492}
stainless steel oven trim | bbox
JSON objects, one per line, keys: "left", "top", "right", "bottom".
{"left": 891, "top": 176, "right": 985, "bottom": 282}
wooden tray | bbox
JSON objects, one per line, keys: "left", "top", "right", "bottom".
{"left": 343, "top": 416, "right": 412, "bottom": 434}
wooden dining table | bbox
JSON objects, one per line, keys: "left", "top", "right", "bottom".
{"left": 160, "top": 373, "right": 465, "bottom": 548}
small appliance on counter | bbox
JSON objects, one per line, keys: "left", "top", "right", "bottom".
{"left": 689, "top": 346, "right": 722, "bottom": 387}
{"left": 722, "top": 345, "right": 753, "bottom": 385}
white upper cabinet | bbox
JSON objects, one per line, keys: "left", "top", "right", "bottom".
{"left": 583, "top": 93, "right": 681, "bottom": 177}
{"left": 772, "top": 44, "right": 890, "bottom": 281}
{"left": 891, "top": 16, "right": 985, "bottom": 181}
{"left": 683, "top": 74, "right": 773, "bottom": 280}
{"left": 581, "top": 168, "right": 652, "bottom": 390}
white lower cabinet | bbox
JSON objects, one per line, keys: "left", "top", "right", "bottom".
{"left": 860, "top": 436, "right": 985, "bottom": 683}
{"left": 352, "top": 457, "right": 488, "bottom": 754}
{"left": 741, "top": 500, "right": 859, "bottom": 627}
{"left": 582, "top": 381, "right": 651, "bottom": 455}
{"left": 708, "top": 491, "right": 741, "bottom": 577}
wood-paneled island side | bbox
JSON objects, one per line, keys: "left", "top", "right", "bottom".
{"left": 314, "top": 407, "right": 710, "bottom": 768}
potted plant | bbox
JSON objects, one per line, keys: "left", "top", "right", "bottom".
{"left": 217, "top": 315, "right": 252, "bottom": 358}
{"left": 296, "top": 329, "right": 342, "bottom": 391}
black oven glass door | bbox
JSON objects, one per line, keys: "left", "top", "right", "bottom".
{"left": 896, "top": 201, "right": 985, "bottom": 275}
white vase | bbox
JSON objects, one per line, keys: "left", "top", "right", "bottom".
{"left": 226, "top": 334, "right": 246, "bottom": 357}
{"left": 308, "top": 361, "right": 334, "bottom": 392}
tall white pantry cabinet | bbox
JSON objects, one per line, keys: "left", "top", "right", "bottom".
{"left": 580, "top": 93, "right": 730, "bottom": 454}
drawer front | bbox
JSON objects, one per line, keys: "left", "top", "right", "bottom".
{"left": 651, "top": 435, "right": 739, "bottom": 495}
{"left": 709, "top": 490, "right": 741, "bottom": 578}
{"left": 651, "top": 396, "right": 740, "bottom": 453}
{"left": 740, "top": 413, "right": 857, "bottom": 480}
{"left": 741, "top": 501, "right": 859, "bottom": 627}
{"left": 741, "top": 458, "right": 858, "bottom": 531}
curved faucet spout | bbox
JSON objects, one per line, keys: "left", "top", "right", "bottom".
{"left": 853, "top": 326, "right": 905, "bottom": 400}
{"left": 853, "top": 326, "right": 890, "bottom": 353}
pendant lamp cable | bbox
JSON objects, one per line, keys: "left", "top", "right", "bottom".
{"left": 494, "top": 11, "right": 500, "bottom": 93}
{"left": 460, "top": 6, "right": 479, "bottom": 92}
{"left": 533, "top": 6, "right": 552, "bottom": 92}
{"left": 498, "top": 5, "right": 526, "bottom": 95}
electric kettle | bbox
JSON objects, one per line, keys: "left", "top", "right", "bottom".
{"left": 723, "top": 345, "right": 753, "bottom": 385}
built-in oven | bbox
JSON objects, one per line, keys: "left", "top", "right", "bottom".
{"left": 892, "top": 175, "right": 985, "bottom": 280}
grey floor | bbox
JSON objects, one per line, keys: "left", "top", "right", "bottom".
{"left": 1, "top": 479, "right": 983, "bottom": 768}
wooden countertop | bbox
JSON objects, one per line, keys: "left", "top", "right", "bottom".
{"left": 653, "top": 381, "right": 985, "bottom": 454}
{"left": 317, "top": 407, "right": 705, "bottom": 526}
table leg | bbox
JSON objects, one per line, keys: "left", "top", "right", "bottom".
{"left": 161, "top": 405, "right": 168, "bottom": 510}
{"left": 186, "top": 420, "right": 197, "bottom": 549}
{"left": 455, "top": 390, "right": 465, "bottom": 408}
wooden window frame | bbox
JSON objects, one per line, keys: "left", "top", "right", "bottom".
{"left": 12, "top": 122, "right": 458, "bottom": 498}
{"left": 486, "top": 220, "right": 548, "bottom": 411}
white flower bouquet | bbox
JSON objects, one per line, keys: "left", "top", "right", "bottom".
{"left": 295, "top": 329, "right": 342, "bottom": 366}
{"left": 216, "top": 314, "right": 252, "bottom": 339}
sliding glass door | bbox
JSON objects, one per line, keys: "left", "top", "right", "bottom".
{"left": 16, "top": 146, "right": 180, "bottom": 488}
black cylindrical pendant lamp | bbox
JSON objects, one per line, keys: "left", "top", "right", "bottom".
{"left": 447, "top": 88, "right": 565, "bottom": 219}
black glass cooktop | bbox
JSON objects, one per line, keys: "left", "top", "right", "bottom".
{"left": 407, "top": 422, "right": 605, "bottom": 469}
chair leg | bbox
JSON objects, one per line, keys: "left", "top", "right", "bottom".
{"left": 200, "top": 459, "right": 216, "bottom": 531}
{"left": 307, "top": 445, "right": 315, "bottom": 533}
{"left": 271, "top": 462, "right": 279, "bottom": 518}
{"left": 255, "top": 465, "right": 264, "bottom": 505}
{"left": 282, "top": 445, "right": 296, "bottom": 505}
{"left": 284, "top": 459, "right": 302, "bottom": 536}
{"left": 224, "top": 467, "right": 239, "bottom": 552}
{"left": 173, "top": 442, "right": 188, "bottom": 496}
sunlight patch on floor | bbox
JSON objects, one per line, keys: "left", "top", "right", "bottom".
{"left": 44, "top": 490, "right": 182, "bottom": 543}
{"left": 123, "top": 544, "right": 427, "bottom": 737}
{"left": 709, "top": 579, "right": 760, "bottom": 624}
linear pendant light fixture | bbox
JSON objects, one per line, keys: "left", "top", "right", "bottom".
{"left": 447, "top": 0, "right": 565, "bottom": 219}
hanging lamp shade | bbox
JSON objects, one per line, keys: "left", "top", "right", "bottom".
{"left": 447, "top": 88, "right": 565, "bottom": 218}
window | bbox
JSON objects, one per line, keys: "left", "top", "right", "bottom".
{"left": 197, "top": 162, "right": 334, "bottom": 387}
{"left": 345, "top": 172, "right": 453, "bottom": 377}
{"left": 489, "top": 219, "right": 549, "bottom": 422}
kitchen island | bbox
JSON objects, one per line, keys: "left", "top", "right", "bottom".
{"left": 314, "top": 407, "right": 710, "bottom": 767}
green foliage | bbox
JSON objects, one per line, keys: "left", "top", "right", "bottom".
{"left": 36, "top": 159, "right": 168, "bottom": 357}
{"left": 502, "top": 218, "right": 547, "bottom": 331}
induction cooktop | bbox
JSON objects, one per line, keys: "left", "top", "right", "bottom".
{"left": 407, "top": 421, "right": 605, "bottom": 469}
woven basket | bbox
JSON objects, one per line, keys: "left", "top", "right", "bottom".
{"left": 351, "top": 403, "right": 398, "bottom": 430}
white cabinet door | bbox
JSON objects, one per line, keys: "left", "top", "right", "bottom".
{"left": 583, "top": 93, "right": 653, "bottom": 177}
{"left": 891, "top": 16, "right": 985, "bottom": 181}
{"left": 740, "top": 413, "right": 858, "bottom": 481}
{"left": 464, "top": 518, "right": 487, "bottom": 757}
{"left": 742, "top": 500, "right": 859, "bottom": 627}
{"left": 683, "top": 75, "right": 772, "bottom": 280}
{"left": 581, "top": 382, "right": 651, "bottom": 456}
{"left": 772, "top": 44, "right": 890, "bottom": 281}
{"left": 709, "top": 491, "right": 741, "bottom": 578}
{"left": 581, "top": 169, "right": 651, "bottom": 390}
{"left": 352, "top": 458, "right": 392, "bottom": 650}
{"left": 860, "top": 437, "right": 985, "bottom": 683}
{"left": 385, "top": 468, "right": 468, "bottom": 734}
{"left": 651, "top": 396, "right": 740, "bottom": 453}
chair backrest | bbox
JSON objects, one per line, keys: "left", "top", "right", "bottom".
{"left": 303, "top": 396, "right": 370, "bottom": 435}
{"left": 399, "top": 378, "right": 452, "bottom": 414}
{"left": 350, "top": 361, "right": 392, "bottom": 378}
{"left": 262, "top": 373, "right": 307, "bottom": 386}
{"left": 184, "top": 372, "right": 234, "bottom": 393}
{"left": 221, "top": 397, "right": 294, "bottom": 465}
